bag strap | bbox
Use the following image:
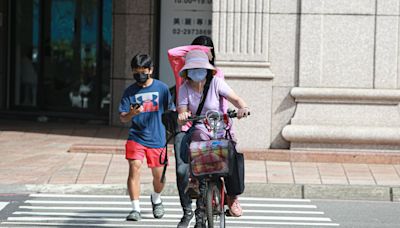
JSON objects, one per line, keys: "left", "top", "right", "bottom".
{"left": 160, "top": 148, "right": 168, "bottom": 183}
{"left": 161, "top": 73, "right": 212, "bottom": 183}
{"left": 195, "top": 73, "right": 213, "bottom": 116}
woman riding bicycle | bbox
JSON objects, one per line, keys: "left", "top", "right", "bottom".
{"left": 177, "top": 49, "right": 250, "bottom": 228}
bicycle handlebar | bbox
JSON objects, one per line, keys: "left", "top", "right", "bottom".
{"left": 186, "top": 109, "right": 250, "bottom": 122}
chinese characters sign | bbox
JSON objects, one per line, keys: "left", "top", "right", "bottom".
{"left": 159, "top": 0, "right": 212, "bottom": 87}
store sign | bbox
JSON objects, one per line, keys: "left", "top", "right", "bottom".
{"left": 159, "top": 0, "right": 212, "bottom": 87}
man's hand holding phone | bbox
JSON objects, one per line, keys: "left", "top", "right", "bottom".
{"left": 130, "top": 103, "right": 143, "bottom": 116}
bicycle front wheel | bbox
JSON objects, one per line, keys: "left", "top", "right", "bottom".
{"left": 206, "top": 181, "right": 224, "bottom": 228}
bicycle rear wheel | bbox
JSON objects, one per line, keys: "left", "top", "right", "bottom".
{"left": 206, "top": 180, "right": 224, "bottom": 228}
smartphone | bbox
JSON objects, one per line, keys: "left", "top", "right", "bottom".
{"left": 131, "top": 103, "right": 140, "bottom": 109}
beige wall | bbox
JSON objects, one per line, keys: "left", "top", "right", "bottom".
{"left": 110, "top": 0, "right": 400, "bottom": 151}
{"left": 281, "top": 0, "right": 400, "bottom": 151}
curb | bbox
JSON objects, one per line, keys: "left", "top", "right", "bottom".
{"left": 1, "top": 184, "right": 399, "bottom": 202}
{"left": 68, "top": 144, "right": 400, "bottom": 164}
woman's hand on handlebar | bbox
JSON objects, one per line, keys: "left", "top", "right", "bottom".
{"left": 178, "top": 111, "right": 191, "bottom": 125}
{"left": 237, "top": 107, "right": 250, "bottom": 119}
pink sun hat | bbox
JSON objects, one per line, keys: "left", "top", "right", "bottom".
{"left": 179, "top": 50, "right": 216, "bottom": 77}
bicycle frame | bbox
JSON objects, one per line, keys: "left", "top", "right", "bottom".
{"left": 187, "top": 110, "right": 233, "bottom": 228}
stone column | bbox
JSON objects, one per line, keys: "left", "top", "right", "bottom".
{"left": 110, "top": 0, "right": 157, "bottom": 126}
{"left": 212, "top": 0, "right": 274, "bottom": 149}
{"left": 282, "top": 0, "right": 400, "bottom": 152}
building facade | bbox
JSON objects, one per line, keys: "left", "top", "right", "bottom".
{"left": 1, "top": 0, "right": 400, "bottom": 152}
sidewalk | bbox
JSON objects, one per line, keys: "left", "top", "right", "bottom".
{"left": 1, "top": 119, "right": 400, "bottom": 201}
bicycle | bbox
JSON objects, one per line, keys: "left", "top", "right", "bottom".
{"left": 186, "top": 109, "right": 248, "bottom": 228}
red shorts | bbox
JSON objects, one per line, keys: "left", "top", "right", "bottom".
{"left": 125, "top": 140, "right": 167, "bottom": 168}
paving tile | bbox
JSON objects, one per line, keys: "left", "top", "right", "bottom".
{"left": 369, "top": 164, "right": 400, "bottom": 186}
{"left": 49, "top": 153, "right": 87, "bottom": 184}
{"left": 76, "top": 154, "right": 112, "bottom": 184}
{"left": 104, "top": 155, "right": 129, "bottom": 184}
{"left": 95, "top": 127, "right": 122, "bottom": 139}
{"left": 266, "top": 161, "right": 294, "bottom": 184}
{"left": 3, "top": 119, "right": 400, "bottom": 190}
{"left": 245, "top": 160, "right": 267, "bottom": 183}
{"left": 343, "top": 163, "right": 376, "bottom": 185}
{"left": 318, "top": 163, "right": 348, "bottom": 185}
{"left": 292, "top": 162, "right": 321, "bottom": 184}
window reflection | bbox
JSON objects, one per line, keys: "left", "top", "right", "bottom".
{"left": 13, "top": 0, "right": 112, "bottom": 114}
{"left": 14, "top": 0, "right": 39, "bottom": 106}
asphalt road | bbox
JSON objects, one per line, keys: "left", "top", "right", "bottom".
{"left": 314, "top": 199, "right": 400, "bottom": 228}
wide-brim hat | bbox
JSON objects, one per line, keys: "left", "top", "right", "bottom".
{"left": 179, "top": 50, "right": 215, "bottom": 77}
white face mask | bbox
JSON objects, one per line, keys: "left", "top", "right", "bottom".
{"left": 188, "top": 69, "right": 207, "bottom": 82}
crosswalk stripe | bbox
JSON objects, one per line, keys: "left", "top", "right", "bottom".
{"left": 20, "top": 206, "right": 184, "bottom": 212}
{"left": 1, "top": 222, "right": 180, "bottom": 227}
{"left": 19, "top": 206, "right": 325, "bottom": 214}
{"left": 227, "top": 221, "right": 339, "bottom": 226}
{"left": 1, "top": 194, "right": 339, "bottom": 227}
{"left": 0, "top": 202, "right": 9, "bottom": 211}
{"left": 1, "top": 221, "right": 340, "bottom": 227}
{"left": 4, "top": 220, "right": 340, "bottom": 227}
{"left": 29, "top": 194, "right": 311, "bottom": 202}
{"left": 7, "top": 216, "right": 179, "bottom": 221}
{"left": 12, "top": 212, "right": 331, "bottom": 222}
{"left": 24, "top": 200, "right": 317, "bottom": 208}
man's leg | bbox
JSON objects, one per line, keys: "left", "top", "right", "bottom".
{"left": 127, "top": 159, "right": 142, "bottom": 200}
{"left": 125, "top": 140, "right": 146, "bottom": 221}
{"left": 147, "top": 148, "right": 167, "bottom": 219}
{"left": 151, "top": 166, "right": 165, "bottom": 194}
{"left": 126, "top": 159, "right": 142, "bottom": 221}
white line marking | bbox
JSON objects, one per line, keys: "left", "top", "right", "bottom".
{"left": 7, "top": 216, "right": 171, "bottom": 222}
{"left": 29, "top": 194, "right": 153, "bottom": 199}
{"left": 1, "top": 222, "right": 179, "bottom": 227}
{"left": 20, "top": 206, "right": 182, "bottom": 212}
{"left": 9, "top": 213, "right": 182, "bottom": 219}
{"left": 0, "top": 202, "right": 8, "bottom": 211}
{"left": 12, "top": 212, "right": 331, "bottom": 222}
{"left": 3, "top": 220, "right": 340, "bottom": 227}
{"left": 29, "top": 194, "right": 311, "bottom": 202}
{"left": 226, "top": 220, "right": 340, "bottom": 226}
{"left": 24, "top": 200, "right": 317, "bottom": 208}
{"left": 19, "top": 206, "right": 324, "bottom": 214}
{"left": 238, "top": 197, "right": 311, "bottom": 202}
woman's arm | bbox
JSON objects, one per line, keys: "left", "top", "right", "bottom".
{"left": 177, "top": 106, "right": 191, "bottom": 125}
{"left": 225, "top": 90, "right": 250, "bottom": 119}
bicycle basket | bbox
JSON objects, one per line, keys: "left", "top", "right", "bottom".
{"left": 189, "top": 139, "right": 234, "bottom": 177}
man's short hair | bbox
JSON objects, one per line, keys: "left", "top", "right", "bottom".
{"left": 131, "top": 53, "right": 153, "bottom": 69}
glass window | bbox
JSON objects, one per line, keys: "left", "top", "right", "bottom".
{"left": 12, "top": 0, "right": 112, "bottom": 116}
{"left": 100, "top": 0, "right": 112, "bottom": 112}
{"left": 14, "top": 0, "right": 40, "bottom": 107}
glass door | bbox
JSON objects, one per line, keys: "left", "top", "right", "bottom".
{"left": 13, "top": 0, "right": 40, "bottom": 107}
{"left": 12, "top": 0, "right": 111, "bottom": 116}
{"left": 43, "top": 0, "right": 99, "bottom": 111}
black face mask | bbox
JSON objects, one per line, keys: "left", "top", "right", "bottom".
{"left": 133, "top": 73, "right": 149, "bottom": 84}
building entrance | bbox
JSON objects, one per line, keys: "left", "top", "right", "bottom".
{"left": 11, "top": 0, "right": 111, "bottom": 118}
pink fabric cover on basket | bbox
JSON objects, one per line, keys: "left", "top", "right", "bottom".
{"left": 189, "top": 139, "right": 230, "bottom": 176}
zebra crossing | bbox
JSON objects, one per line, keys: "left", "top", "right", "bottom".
{"left": 0, "top": 194, "right": 340, "bottom": 227}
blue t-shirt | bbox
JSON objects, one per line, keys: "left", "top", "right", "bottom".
{"left": 119, "top": 79, "right": 175, "bottom": 148}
